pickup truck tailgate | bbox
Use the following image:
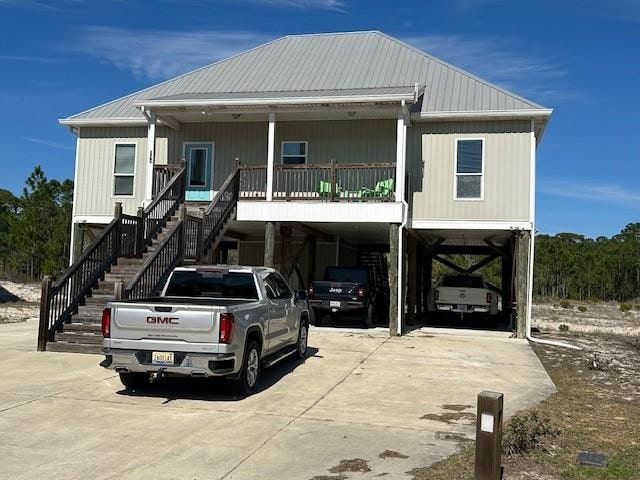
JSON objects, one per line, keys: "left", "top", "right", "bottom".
{"left": 110, "top": 302, "right": 218, "bottom": 344}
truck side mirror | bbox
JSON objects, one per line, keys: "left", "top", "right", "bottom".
{"left": 295, "top": 290, "right": 308, "bottom": 302}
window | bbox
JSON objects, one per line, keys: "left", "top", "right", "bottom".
{"left": 281, "top": 141, "right": 307, "bottom": 165}
{"left": 113, "top": 144, "right": 136, "bottom": 196}
{"left": 455, "top": 139, "right": 483, "bottom": 200}
{"left": 165, "top": 270, "right": 258, "bottom": 300}
{"left": 264, "top": 273, "right": 292, "bottom": 299}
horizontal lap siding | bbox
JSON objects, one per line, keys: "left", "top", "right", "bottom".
{"left": 76, "top": 127, "right": 148, "bottom": 217}
{"left": 410, "top": 120, "right": 532, "bottom": 221}
{"left": 276, "top": 119, "right": 396, "bottom": 164}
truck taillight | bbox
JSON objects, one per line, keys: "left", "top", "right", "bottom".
{"left": 219, "top": 313, "right": 234, "bottom": 344}
{"left": 486, "top": 292, "right": 492, "bottom": 304}
{"left": 101, "top": 308, "right": 111, "bottom": 338}
{"left": 357, "top": 287, "right": 366, "bottom": 297}
{"left": 307, "top": 286, "right": 314, "bottom": 298}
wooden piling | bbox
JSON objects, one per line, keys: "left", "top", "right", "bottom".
{"left": 264, "top": 221, "right": 276, "bottom": 268}
{"left": 388, "top": 223, "right": 399, "bottom": 336}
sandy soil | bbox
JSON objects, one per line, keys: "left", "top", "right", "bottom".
{"left": 0, "top": 281, "right": 40, "bottom": 324}
{"left": 533, "top": 301, "right": 640, "bottom": 337}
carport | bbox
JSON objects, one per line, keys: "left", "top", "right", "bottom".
{"left": 403, "top": 227, "right": 532, "bottom": 337}
{"left": 213, "top": 220, "right": 393, "bottom": 327}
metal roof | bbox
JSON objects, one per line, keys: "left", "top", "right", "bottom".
{"left": 62, "top": 31, "right": 548, "bottom": 123}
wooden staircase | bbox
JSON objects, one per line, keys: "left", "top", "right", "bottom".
{"left": 39, "top": 166, "right": 241, "bottom": 355}
{"left": 46, "top": 215, "right": 180, "bottom": 354}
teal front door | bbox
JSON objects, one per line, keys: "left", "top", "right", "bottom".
{"left": 185, "top": 143, "right": 213, "bottom": 201}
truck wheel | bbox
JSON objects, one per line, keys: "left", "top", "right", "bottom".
{"left": 237, "top": 340, "right": 261, "bottom": 395}
{"left": 296, "top": 320, "right": 309, "bottom": 359}
{"left": 119, "top": 372, "right": 149, "bottom": 389}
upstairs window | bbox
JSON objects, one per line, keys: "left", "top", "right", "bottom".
{"left": 113, "top": 144, "right": 136, "bottom": 196}
{"left": 455, "top": 139, "right": 483, "bottom": 200}
{"left": 281, "top": 141, "right": 307, "bottom": 165}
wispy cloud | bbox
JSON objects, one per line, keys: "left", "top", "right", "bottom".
{"left": 23, "top": 137, "right": 75, "bottom": 151}
{"left": 539, "top": 181, "right": 640, "bottom": 209}
{"left": 241, "top": 0, "right": 345, "bottom": 9}
{"left": 403, "top": 34, "right": 574, "bottom": 105}
{"left": 71, "top": 27, "right": 272, "bottom": 81}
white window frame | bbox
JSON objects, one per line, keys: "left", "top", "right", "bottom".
{"left": 112, "top": 142, "right": 137, "bottom": 198}
{"left": 281, "top": 140, "right": 308, "bottom": 164}
{"left": 453, "top": 137, "right": 485, "bottom": 201}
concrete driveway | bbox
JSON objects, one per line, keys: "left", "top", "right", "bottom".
{"left": 0, "top": 320, "right": 555, "bottom": 480}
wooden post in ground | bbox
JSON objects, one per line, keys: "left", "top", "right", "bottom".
{"left": 37, "top": 276, "right": 51, "bottom": 352}
{"left": 423, "top": 252, "right": 432, "bottom": 321}
{"left": 406, "top": 234, "right": 417, "bottom": 326}
{"left": 474, "top": 391, "right": 504, "bottom": 480}
{"left": 114, "top": 280, "right": 124, "bottom": 301}
{"left": 516, "top": 231, "right": 530, "bottom": 339}
{"left": 416, "top": 246, "right": 424, "bottom": 317}
{"left": 264, "top": 221, "right": 276, "bottom": 268}
{"left": 388, "top": 223, "right": 399, "bottom": 336}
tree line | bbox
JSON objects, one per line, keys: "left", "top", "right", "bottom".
{"left": 534, "top": 225, "right": 640, "bottom": 301}
{"left": 0, "top": 166, "right": 73, "bottom": 281}
{"left": 1, "top": 166, "right": 638, "bottom": 302}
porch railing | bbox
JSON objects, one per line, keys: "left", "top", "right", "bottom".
{"left": 239, "top": 161, "right": 396, "bottom": 201}
{"left": 201, "top": 167, "right": 241, "bottom": 256}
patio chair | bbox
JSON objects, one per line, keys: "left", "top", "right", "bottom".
{"left": 361, "top": 178, "right": 395, "bottom": 198}
{"left": 318, "top": 180, "right": 342, "bottom": 198}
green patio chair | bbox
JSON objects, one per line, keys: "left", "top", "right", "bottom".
{"left": 361, "top": 178, "right": 395, "bottom": 198}
{"left": 318, "top": 180, "right": 342, "bottom": 198}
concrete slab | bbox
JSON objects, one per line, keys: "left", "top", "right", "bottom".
{"left": 0, "top": 320, "right": 556, "bottom": 480}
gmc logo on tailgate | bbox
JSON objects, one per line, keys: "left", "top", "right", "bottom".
{"left": 146, "top": 316, "right": 179, "bottom": 325}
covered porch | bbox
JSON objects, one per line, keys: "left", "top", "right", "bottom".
{"left": 141, "top": 86, "right": 418, "bottom": 205}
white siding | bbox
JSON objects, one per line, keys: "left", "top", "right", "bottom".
{"left": 409, "top": 120, "right": 532, "bottom": 222}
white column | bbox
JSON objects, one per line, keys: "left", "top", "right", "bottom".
{"left": 144, "top": 112, "right": 157, "bottom": 206}
{"left": 266, "top": 112, "right": 275, "bottom": 201}
{"left": 395, "top": 108, "right": 407, "bottom": 201}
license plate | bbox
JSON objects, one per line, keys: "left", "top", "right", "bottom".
{"left": 457, "top": 305, "right": 468, "bottom": 311}
{"left": 152, "top": 351, "right": 174, "bottom": 365}
{"left": 330, "top": 301, "right": 341, "bottom": 307}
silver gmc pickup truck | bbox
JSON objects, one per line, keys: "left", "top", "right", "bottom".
{"left": 100, "top": 266, "right": 310, "bottom": 394}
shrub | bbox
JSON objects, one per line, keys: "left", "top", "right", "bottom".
{"left": 560, "top": 300, "right": 572, "bottom": 309}
{"left": 620, "top": 303, "right": 632, "bottom": 312}
{"left": 503, "top": 412, "right": 560, "bottom": 456}
{"left": 559, "top": 324, "right": 570, "bottom": 332}
{"left": 577, "top": 305, "right": 588, "bottom": 313}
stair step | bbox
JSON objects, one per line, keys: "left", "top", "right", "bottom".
{"left": 64, "top": 323, "right": 101, "bottom": 333}
{"left": 56, "top": 332, "right": 104, "bottom": 345}
{"left": 46, "top": 342, "right": 101, "bottom": 354}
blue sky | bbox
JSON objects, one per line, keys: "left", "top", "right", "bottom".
{"left": 0, "top": 0, "right": 638, "bottom": 237}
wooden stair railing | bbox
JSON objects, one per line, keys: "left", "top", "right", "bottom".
{"left": 37, "top": 203, "right": 145, "bottom": 351}
{"left": 200, "top": 166, "right": 241, "bottom": 259}
{"left": 143, "top": 163, "right": 186, "bottom": 246}
{"left": 123, "top": 221, "right": 184, "bottom": 300}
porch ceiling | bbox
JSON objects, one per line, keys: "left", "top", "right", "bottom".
{"left": 415, "top": 229, "right": 514, "bottom": 248}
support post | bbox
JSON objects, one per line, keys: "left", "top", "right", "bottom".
{"left": 516, "top": 230, "right": 531, "bottom": 339}
{"left": 136, "top": 206, "right": 144, "bottom": 258}
{"left": 306, "top": 235, "right": 317, "bottom": 287}
{"left": 266, "top": 112, "right": 275, "bottom": 201}
{"left": 474, "top": 391, "right": 504, "bottom": 480}
{"left": 280, "top": 224, "right": 292, "bottom": 275}
{"left": 264, "top": 221, "right": 276, "bottom": 268}
{"left": 406, "top": 234, "right": 417, "bottom": 326}
{"left": 395, "top": 106, "right": 407, "bottom": 200}
{"left": 501, "top": 250, "right": 512, "bottom": 325}
{"left": 37, "top": 276, "right": 51, "bottom": 351}
{"left": 388, "top": 223, "right": 399, "bottom": 336}
{"left": 114, "top": 202, "right": 123, "bottom": 259}
{"left": 114, "top": 280, "right": 124, "bottom": 301}
{"left": 423, "top": 252, "right": 432, "bottom": 320}
{"left": 144, "top": 111, "right": 157, "bottom": 206}
{"left": 416, "top": 244, "right": 424, "bottom": 316}
{"left": 330, "top": 158, "right": 337, "bottom": 202}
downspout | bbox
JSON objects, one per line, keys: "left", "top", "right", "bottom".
{"left": 396, "top": 100, "right": 409, "bottom": 335}
{"left": 524, "top": 119, "right": 580, "bottom": 350}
